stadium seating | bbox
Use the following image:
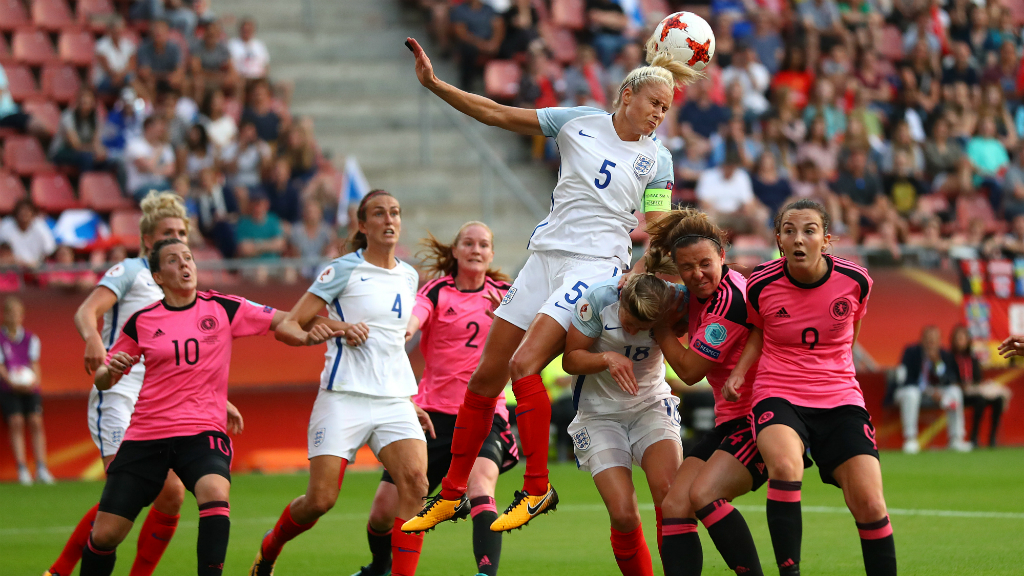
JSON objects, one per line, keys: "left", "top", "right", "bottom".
{"left": 79, "top": 171, "right": 132, "bottom": 213}
{"left": 12, "top": 28, "right": 58, "bottom": 67}
{"left": 3, "top": 135, "right": 52, "bottom": 175}
{"left": 110, "top": 209, "right": 143, "bottom": 251}
{"left": 552, "top": 0, "right": 585, "bottom": 31}
{"left": 31, "top": 0, "right": 75, "bottom": 32}
{"left": 0, "top": 0, "right": 30, "bottom": 32}
{"left": 879, "top": 26, "right": 903, "bottom": 62}
{"left": 57, "top": 29, "right": 96, "bottom": 68}
{"left": 41, "top": 63, "right": 81, "bottom": 104}
{"left": 2, "top": 63, "right": 39, "bottom": 101}
{"left": 484, "top": 60, "right": 522, "bottom": 101}
{"left": 30, "top": 172, "right": 80, "bottom": 213}
{"left": 0, "top": 34, "right": 10, "bottom": 58}
{"left": 21, "top": 98, "right": 61, "bottom": 135}
{"left": 76, "top": 0, "right": 115, "bottom": 32}
{"left": 541, "top": 23, "right": 577, "bottom": 65}
{"left": 0, "top": 171, "right": 28, "bottom": 214}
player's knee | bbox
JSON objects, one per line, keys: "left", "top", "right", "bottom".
{"left": 846, "top": 490, "right": 887, "bottom": 523}
{"left": 467, "top": 369, "right": 502, "bottom": 397}
{"left": 607, "top": 504, "right": 642, "bottom": 532}
{"left": 154, "top": 482, "right": 186, "bottom": 514}
{"left": 659, "top": 485, "right": 693, "bottom": 518}
{"left": 27, "top": 413, "right": 43, "bottom": 429}
{"left": 393, "top": 469, "right": 429, "bottom": 500}
{"left": 767, "top": 457, "right": 803, "bottom": 481}
{"left": 508, "top": 350, "right": 543, "bottom": 383}
{"left": 7, "top": 413, "right": 24, "bottom": 430}
{"left": 646, "top": 475, "right": 674, "bottom": 507}
{"left": 306, "top": 491, "right": 338, "bottom": 517}
{"left": 89, "top": 524, "right": 125, "bottom": 550}
{"left": 688, "top": 479, "right": 718, "bottom": 511}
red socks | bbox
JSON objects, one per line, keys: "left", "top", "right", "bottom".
{"left": 654, "top": 506, "right": 663, "bottom": 557}
{"left": 610, "top": 525, "right": 654, "bottom": 576}
{"left": 49, "top": 502, "right": 99, "bottom": 576}
{"left": 440, "top": 389, "right": 497, "bottom": 500}
{"left": 512, "top": 374, "right": 552, "bottom": 495}
{"left": 391, "top": 517, "right": 424, "bottom": 576}
{"left": 129, "top": 507, "right": 179, "bottom": 576}
{"left": 260, "top": 503, "right": 318, "bottom": 563}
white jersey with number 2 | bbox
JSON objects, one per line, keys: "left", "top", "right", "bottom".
{"left": 529, "top": 107, "right": 674, "bottom": 265}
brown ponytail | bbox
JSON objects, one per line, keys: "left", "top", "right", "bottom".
{"left": 646, "top": 208, "right": 729, "bottom": 262}
{"left": 417, "top": 221, "right": 511, "bottom": 282}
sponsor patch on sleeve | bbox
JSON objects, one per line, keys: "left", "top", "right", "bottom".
{"left": 316, "top": 266, "right": 336, "bottom": 284}
{"left": 105, "top": 263, "right": 125, "bottom": 278}
{"left": 577, "top": 297, "right": 593, "bottom": 322}
{"left": 693, "top": 339, "right": 721, "bottom": 359}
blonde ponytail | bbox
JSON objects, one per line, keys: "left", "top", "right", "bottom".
{"left": 613, "top": 44, "right": 703, "bottom": 108}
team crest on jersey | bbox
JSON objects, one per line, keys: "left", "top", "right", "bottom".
{"left": 572, "top": 427, "right": 591, "bottom": 450}
{"left": 501, "top": 287, "right": 517, "bottom": 305}
{"left": 105, "top": 263, "right": 125, "bottom": 277}
{"left": 632, "top": 153, "right": 654, "bottom": 179}
{"left": 577, "top": 298, "right": 593, "bottom": 322}
{"left": 830, "top": 297, "right": 852, "bottom": 320}
{"left": 199, "top": 316, "right": 219, "bottom": 332}
{"left": 704, "top": 323, "right": 727, "bottom": 346}
{"left": 313, "top": 427, "right": 326, "bottom": 447}
{"left": 110, "top": 427, "right": 124, "bottom": 447}
{"left": 316, "top": 266, "right": 335, "bottom": 284}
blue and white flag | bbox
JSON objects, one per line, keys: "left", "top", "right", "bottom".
{"left": 336, "top": 156, "right": 371, "bottom": 227}
{"left": 51, "top": 209, "right": 110, "bottom": 248}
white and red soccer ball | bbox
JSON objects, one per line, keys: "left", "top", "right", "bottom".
{"left": 649, "top": 12, "right": 716, "bottom": 71}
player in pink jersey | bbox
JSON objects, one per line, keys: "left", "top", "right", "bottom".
{"left": 80, "top": 239, "right": 339, "bottom": 576}
{"left": 724, "top": 200, "right": 896, "bottom": 576}
{"left": 354, "top": 222, "right": 519, "bottom": 576}
{"left": 643, "top": 209, "right": 767, "bottom": 576}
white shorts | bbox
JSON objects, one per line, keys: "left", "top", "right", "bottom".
{"left": 495, "top": 250, "right": 624, "bottom": 331}
{"left": 87, "top": 387, "right": 136, "bottom": 458}
{"left": 307, "top": 389, "right": 427, "bottom": 461}
{"left": 568, "top": 396, "right": 681, "bottom": 477}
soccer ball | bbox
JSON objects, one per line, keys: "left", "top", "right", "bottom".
{"left": 7, "top": 365, "right": 36, "bottom": 391}
{"left": 648, "top": 12, "right": 716, "bottom": 71}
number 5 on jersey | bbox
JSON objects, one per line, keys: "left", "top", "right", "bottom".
{"left": 595, "top": 160, "right": 616, "bottom": 189}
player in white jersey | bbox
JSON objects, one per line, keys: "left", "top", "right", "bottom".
{"left": 46, "top": 192, "right": 239, "bottom": 576}
{"left": 402, "top": 36, "right": 701, "bottom": 534}
{"left": 562, "top": 255, "right": 685, "bottom": 576}
{"left": 251, "top": 191, "right": 431, "bottom": 576}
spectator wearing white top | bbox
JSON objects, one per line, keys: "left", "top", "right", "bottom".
{"left": 200, "top": 89, "right": 237, "bottom": 150}
{"left": 228, "top": 18, "right": 270, "bottom": 81}
{"left": 221, "top": 120, "right": 272, "bottom": 191}
{"left": 696, "top": 146, "right": 770, "bottom": 237}
{"left": 721, "top": 44, "right": 771, "bottom": 117}
{"left": 0, "top": 200, "right": 56, "bottom": 268}
{"left": 125, "top": 116, "right": 176, "bottom": 202}
{"left": 93, "top": 17, "right": 136, "bottom": 98}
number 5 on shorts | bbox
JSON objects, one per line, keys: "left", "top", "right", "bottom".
{"left": 565, "top": 281, "right": 588, "bottom": 305}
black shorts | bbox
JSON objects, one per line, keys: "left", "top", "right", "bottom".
{"left": 688, "top": 415, "right": 769, "bottom": 491}
{"left": 382, "top": 411, "right": 519, "bottom": 493}
{"left": 752, "top": 397, "right": 878, "bottom": 487}
{"left": 0, "top": 112, "right": 31, "bottom": 131}
{"left": 99, "top": 431, "right": 233, "bottom": 521}
{"left": 0, "top": 390, "right": 42, "bottom": 419}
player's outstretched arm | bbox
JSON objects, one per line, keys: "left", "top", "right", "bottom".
{"left": 406, "top": 37, "right": 544, "bottom": 136}
{"left": 653, "top": 325, "right": 716, "bottom": 387}
{"left": 998, "top": 335, "right": 1024, "bottom": 358}
{"left": 94, "top": 352, "right": 139, "bottom": 391}
{"left": 74, "top": 286, "right": 119, "bottom": 374}
{"left": 722, "top": 328, "right": 763, "bottom": 402}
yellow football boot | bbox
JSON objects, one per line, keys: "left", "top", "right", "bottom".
{"left": 249, "top": 533, "right": 276, "bottom": 576}
{"left": 401, "top": 493, "right": 470, "bottom": 533}
{"left": 490, "top": 484, "right": 559, "bottom": 532}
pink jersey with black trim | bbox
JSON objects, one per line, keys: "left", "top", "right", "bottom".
{"left": 687, "top": 266, "right": 755, "bottom": 425}
{"left": 413, "top": 275, "right": 512, "bottom": 422}
{"left": 106, "top": 291, "right": 276, "bottom": 441}
{"left": 746, "top": 255, "right": 872, "bottom": 409}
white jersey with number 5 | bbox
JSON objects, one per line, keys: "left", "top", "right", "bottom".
{"left": 309, "top": 250, "right": 420, "bottom": 397}
{"left": 570, "top": 277, "right": 675, "bottom": 414}
{"left": 529, "top": 107, "right": 674, "bottom": 265}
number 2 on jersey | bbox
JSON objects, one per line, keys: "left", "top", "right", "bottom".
{"left": 594, "top": 160, "right": 616, "bottom": 189}
{"left": 465, "top": 321, "right": 480, "bottom": 348}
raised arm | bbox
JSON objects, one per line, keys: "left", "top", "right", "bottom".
{"left": 722, "top": 327, "right": 763, "bottom": 402}
{"left": 406, "top": 37, "right": 544, "bottom": 136}
{"left": 654, "top": 325, "right": 717, "bottom": 386}
{"left": 74, "top": 286, "right": 119, "bottom": 374}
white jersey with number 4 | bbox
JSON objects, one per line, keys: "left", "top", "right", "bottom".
{"left": 529, "top": 107, "right": 674, "bottom": 265}
{"left": 570, "top": 277, "right": 675, "bottom": 414}
{"left": 309, "top": 251, "right": 419, "bottom": 398}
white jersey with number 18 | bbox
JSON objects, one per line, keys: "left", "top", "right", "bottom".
{"left": 529, "top": 107, "right": 674, "bottom": 265}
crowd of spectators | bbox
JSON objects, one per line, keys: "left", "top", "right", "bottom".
{"left": 0, "top": 1, "right": 344, "bottom": 288}
{"left": 418, "top": 0, "right": 1024, "bottom": 266}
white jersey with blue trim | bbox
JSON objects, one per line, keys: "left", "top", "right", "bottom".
{"left": 529, "top": 106, "right": 674, "bottom": 265}
{"left": 95, "top": 257, "right": 164, "bottom": 400}
{"left": 570, "top": 277, "right": 674, "bottom": 414}
{"left": 308, "top": 251, "right": 419, "bottom": 397}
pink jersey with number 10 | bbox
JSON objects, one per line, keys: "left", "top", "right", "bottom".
{"left": 412, "top": 275, "right": 512, "bottom": 422}
{"left": 106, "top": 291, "right": 276, "bottom": 442}
{"left": 745, "top": 255, "right": 872, "bottom": 410}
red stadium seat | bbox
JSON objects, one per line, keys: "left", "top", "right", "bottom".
{"left": 879, "top": 25, "right": 903, "bottom": 62}
{"left": 0, "top": 35, "right": 10, "bottom": 59}
{"left": 21, "top": 98, "right": 61, "bottom": 134}
{"left": 31, "top": 0, "right": 74, "bottom": 32}
{"left": 41, "top": 63, "right": 81, "bottom": 104}
{"left": 1008, "top": 1, "right": 1024, "bottom": 26}
{"left": 731, "top": 235, "right": 770, "bottom": 269}
{"left": 3, "top": 135, "right": 52, "bottom": 175}
{"left": 77, "top": 0, "right": 115, "bottom": 31}
{"left": 543, "top": 25, "right": 578, "bottom": 64}
{"left": 0, "top": 171, "right": 28, "bottom": 214}
{"left": 552, "top": 0, "right": 585, "bottom": 30}
{"left": 58, "top": 29, "right": 96, "bottom": 67}
{"left": 484, "top": 60, "right": 522, "bottom": 101}
{"left": 110, "top": 209, "right": 143, "bottom": 251}
{"left": 639, "top": 0, "right": 671, "bottom": 19}
{"left": 0, "top": 0, "right": 30, "bottom": 32}
{"left": 12, "top": 28, "right": 58, "bottom": 66}
{"left": 30, "top": 172, "right": 81, "bottom": 213}
{"left": 80, "top": 171, "right": 132, "bottom": 212}
{"left": 2, "top": 64, "right": 40, "bottom": 101}
{"left": 532, "top": 0, "right": 550, "bottom": 23}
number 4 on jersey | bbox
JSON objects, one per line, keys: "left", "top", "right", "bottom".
{"left": 392, "top": 294, "right": 402, "bottom": 318}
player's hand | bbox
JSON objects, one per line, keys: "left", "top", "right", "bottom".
{"left": 484, "top": 289, "right": 502, "bottom": 319}
{"left": 660, "top": 287, "right": 688, "bottom": 330}
{"left": 305, "top": 324, "right": 344, "bottom": 346}
{"left": 226, "top": 401, "right": 244, "bottom": 435}
{"left": 414, "top": 403, "right": 436, "bottom": 439}
{"left": 108, "top": 352, "right": 140, "bottom": 377}
{"left": 84, "top": 335, "right": 106, "bottom": 375}
{"left": 603, "top": 351, "right": 639, "bottom": 395}
{"left": 722, "top": 373, "right": 744, "bottom": 402}
{"left": 998, "top": 336, "right": 1024, "bottom": 358}
{"left": 344, "top": 322, "right": 370, "bottom": 347}
{"left": 405, "top": 38, "right": 437, "bottom": 89}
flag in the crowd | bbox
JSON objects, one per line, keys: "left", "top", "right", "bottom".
{"left": 616, "top": 0, "right": 645, "bottom": 31}
{"left": 336, "top": 156, "right": 371, "bottom": 227}
{"left": 49, "top": 209, "right": 110, "bottom": 249}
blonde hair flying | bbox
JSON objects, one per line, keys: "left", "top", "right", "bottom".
{"left": 138, "top": 191, "right": 190, "bottom": 255}
{"left": 619, "top": 250, "right": 679, "bottom": 322}
{"left": 417, "top": 221, "right": 511, "bottom": 283}
{"left": 614, "top": 48, "right": 703, "bottom": 108}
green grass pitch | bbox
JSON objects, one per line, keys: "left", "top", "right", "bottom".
{"left": 3, "top": 449, "right": 1023, "bottom": 575}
